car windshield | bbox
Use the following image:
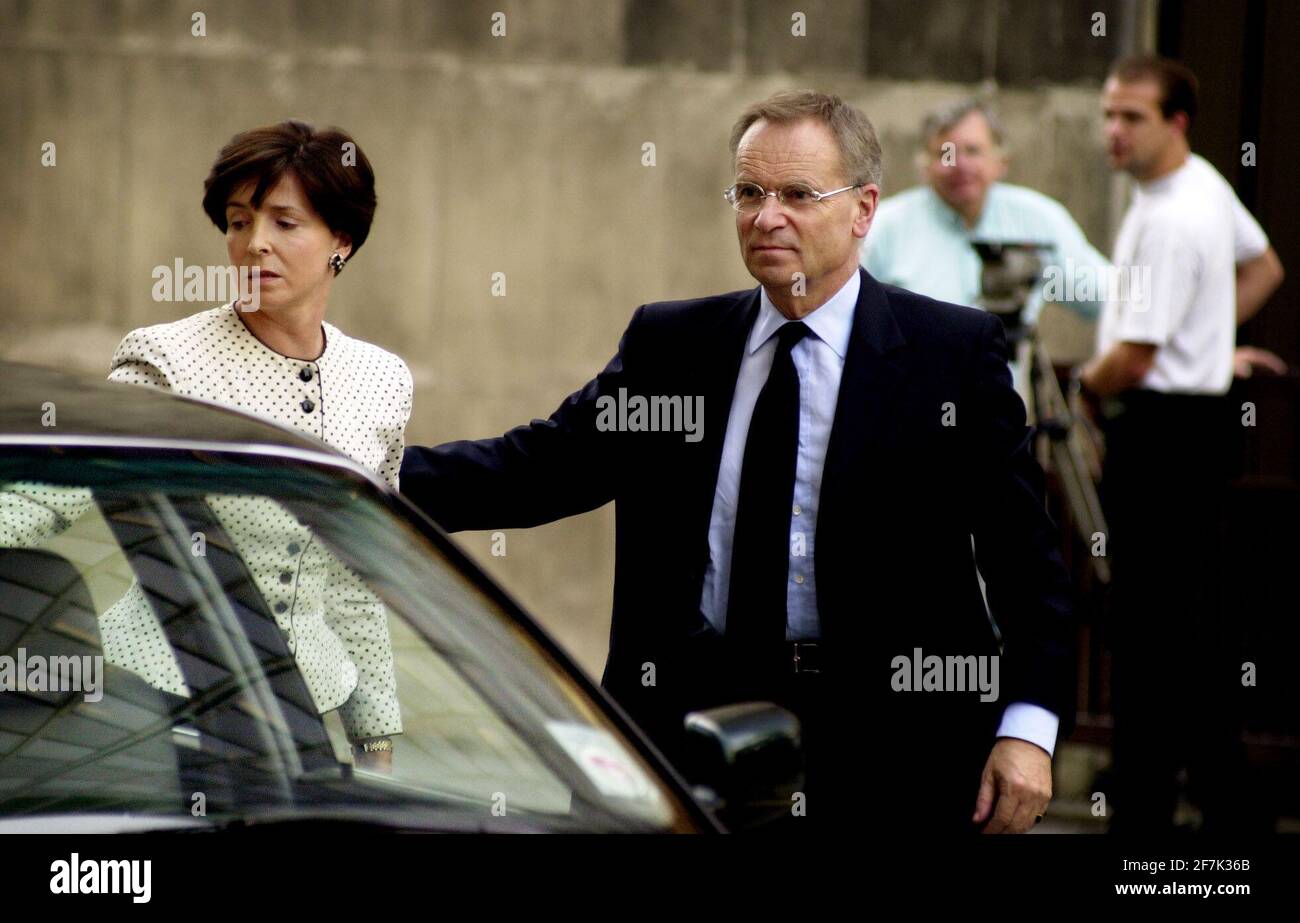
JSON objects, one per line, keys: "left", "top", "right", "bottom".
{"left": 0, "top": 449, "right": 695, "bottom": 833}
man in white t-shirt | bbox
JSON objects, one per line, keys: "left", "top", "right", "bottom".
{"left": 1091, "top": 154, "right": 1281, "bottom": 395}
{"left": 1079, "top": 55, "right": 1284, "bottom": 835}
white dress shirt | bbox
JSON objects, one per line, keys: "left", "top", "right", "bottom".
{"left": 698, "top": 271, "right": 1060, "bottom": 755}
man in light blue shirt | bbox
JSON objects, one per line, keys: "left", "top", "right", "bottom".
{"left": 863, "top": 99, "right": 1110, "bottom": 325}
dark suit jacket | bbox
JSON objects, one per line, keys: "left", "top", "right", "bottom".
{"left": 402, "top": 269, "right": 1076, "bottom": 821}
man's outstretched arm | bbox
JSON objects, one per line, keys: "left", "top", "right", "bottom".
{"left": 400, "top": 307, "right": 641, "bottom": 532}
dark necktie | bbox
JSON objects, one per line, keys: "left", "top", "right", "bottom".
{"left": 726, "top": 321, "right": 810, "bottom": 655}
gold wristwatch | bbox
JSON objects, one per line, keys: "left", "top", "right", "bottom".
{"left": 355, "top": 737, "right": 393, "bottom": 754}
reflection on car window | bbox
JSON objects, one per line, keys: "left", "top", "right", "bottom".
{"left": 0, "top": 461, "right": 686, "bottom": 832}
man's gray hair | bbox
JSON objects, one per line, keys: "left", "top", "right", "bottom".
{"left": 729, "top": 90, "right": 883, "bottom": 188}
{"left": 920, "top": 98, "right": 1006, "bottom": 150}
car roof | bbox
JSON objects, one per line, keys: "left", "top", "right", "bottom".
{"left": 0, "top": 360, "right": 353, "bottom": 465}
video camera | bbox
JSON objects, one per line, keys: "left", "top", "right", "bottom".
{"left": 971, "top": 239, "right": 1048, "bottom": 360}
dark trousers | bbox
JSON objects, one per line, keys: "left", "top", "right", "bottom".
{"left": 1101, "top": 390, "right": 1249, "bottom": 833}
{"left": 668, "top": 631, "right": 988, "bottom": 834}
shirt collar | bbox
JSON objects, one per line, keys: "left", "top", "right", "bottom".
{"left": 1136, "top": 153, "right": 1191, "bottom": 197}
{"left": 750, "top": 268, "right": 859, "bottom": 360}
{"left": 926, "top": 183, "right": 1001, "bottom": 234}
{"left": 925, "top": 184, "right": 967, "bottom": 231}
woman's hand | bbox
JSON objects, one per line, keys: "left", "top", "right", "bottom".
{"left": 355, "top": 748, "right": 393, "bottom": 773}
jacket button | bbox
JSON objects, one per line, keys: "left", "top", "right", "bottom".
{"left": 301, "top": 398, "right": 315, "bottom": 413}
{"left": 274, "top": 601, "right": 288, "bottom": 614}
{"left": 299, "top": 366, "right": 313, "bottom": 382}
{"left": 287, "top": 543, "right": 300, "bottom": 555}
{"left": 280, "top": 571, "right": 292, "bottom": 584}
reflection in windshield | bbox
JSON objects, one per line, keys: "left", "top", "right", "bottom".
{"left": 0, "top": 484, "right": 398, "bottom": 746}
{"left": 0, "top": 456, "right": 690, "bottom": 832}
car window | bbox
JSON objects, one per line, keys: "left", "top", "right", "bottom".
{"left": 0, "top": 455, "right": 695, "bottom": 832}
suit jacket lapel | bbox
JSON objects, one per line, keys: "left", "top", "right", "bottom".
{"left": 685, "top": 287, "right": 761, "bottom": 582}
{"left": 815, "top": 270, "right": 907, "bottom": 633}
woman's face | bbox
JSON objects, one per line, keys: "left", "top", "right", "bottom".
{"left": 224, "top": 171, "right": 350, "bottom": 313}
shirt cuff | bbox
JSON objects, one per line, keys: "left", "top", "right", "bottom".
{"left": 996, "top": 702, "right": 1060, "bottom": 757}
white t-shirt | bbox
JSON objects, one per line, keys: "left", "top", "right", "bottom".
{"left": 1097, "top": 154, "right": 1269, "bottom": 395}
{"left": 1206, "top": 156, "right": 1270, "bottom": 264}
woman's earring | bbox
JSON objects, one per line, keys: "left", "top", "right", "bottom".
{"left": 329, "top": 252, "right": 347, "bottom": 275}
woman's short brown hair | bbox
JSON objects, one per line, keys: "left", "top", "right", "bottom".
{"left": 202, "top": 120, "right": 377, "bottom": 257}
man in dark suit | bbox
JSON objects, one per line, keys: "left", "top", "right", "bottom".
{"left": 402, "top": 91, "right": 1075, "bottom": 833}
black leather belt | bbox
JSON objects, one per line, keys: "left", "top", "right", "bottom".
{"left": 788, "top": 641, "right": 822, "bottom": 674}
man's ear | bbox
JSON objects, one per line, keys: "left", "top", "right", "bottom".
{"left": 854, "top": 184, "right": 880, "bottom": 239}
{"left": 1169, "top": 111, "right": 1190, "bottom": 139}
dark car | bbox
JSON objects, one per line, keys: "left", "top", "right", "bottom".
{"left": 0, "top": 362, "right": 802, "bottom": 834}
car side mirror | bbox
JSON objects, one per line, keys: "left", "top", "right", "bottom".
{"left": 682, "top": 701, "right": 803, "bottom": 831}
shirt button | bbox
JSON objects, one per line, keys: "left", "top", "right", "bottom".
{"left": 274, "top": 601, "right": 288, "bottom": 614}
{"left": 287, "top": 543, "right": 301, "bottom": 555}
{"left": 299, "top": 366, "right": 313, "bottom": 382}
{"left": 792, "top": 504, "right": 801, "bottom": 516}
{"left": 280, "top": 571, "right": 292, "bottom": 584}
{"left": 794, "top": 574, "right": 805, "bottom": 585}
{"left": 301, "top": 399, "right": 315, "bottom": 413}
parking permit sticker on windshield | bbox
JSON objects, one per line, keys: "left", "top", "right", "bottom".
{"left": 545, "top": 722, "right": 659, "bottom": 802}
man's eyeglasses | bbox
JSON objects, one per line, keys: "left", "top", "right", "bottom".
{"left": 723, "top": 181, "right": 862, "bottom": 212}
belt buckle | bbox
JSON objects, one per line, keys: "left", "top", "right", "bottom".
{"left": 791, "top": 641, "right": 820, "bottom": 674}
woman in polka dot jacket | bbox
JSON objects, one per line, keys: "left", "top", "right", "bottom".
{"left": 104, "top": 122, "right": 411, "bottom": 768}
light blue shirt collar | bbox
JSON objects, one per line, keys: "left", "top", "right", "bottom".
{"left": 750, "top": 269, "right": 859, "bottom": 360}
{"left": 925, "top": 184, "right": 977, "bottom": 233}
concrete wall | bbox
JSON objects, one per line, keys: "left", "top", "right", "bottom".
{"left": 0, "top": 0, "right": 1145, "bottom": 677}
